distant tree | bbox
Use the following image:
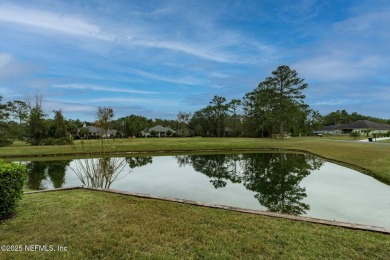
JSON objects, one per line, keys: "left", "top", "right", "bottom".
{"left": 66, "top": 120, "right": 79, "bottom": 138}
{"left": 259, "top": 65, "right": 308, "bottom": 139}
{"left": 10, "top": 100, "right": 29, "bottom": 124}
{"left": 114, "top": 115, "right": 152, "bottom": 137}
{"left": 177, "top": 111, "right": 191, "bottom": 128}
{"left": 177, "top": 111, "right": 192, "bottom": 137}
{"left": 52, "top": 110, "right": 67, "bottom": 138}
{"left": 26, "top": 93, "right": 47, "bottom": 145}
{"left": 242, "top": 84, "right": 278, "bottom": 137}
{"left": 0, "top": 96, "right": 14, "bottom": 146}
{"left": 96, "top": 107, "right": 114, "bottom": 137}
{"left": 307, "top": 110, "right": 323, "bottom": 131}
{"left": 228, "top": 99, "right": 242, "bottom": 136}
{"left": 79, "top": 126, "right": 89, "bottom": 139}
{"left": 323, "top": 109, "right": 351, "bottom": 125}
{"left": 209, "top": 96, "right": 229, "bottom": 137}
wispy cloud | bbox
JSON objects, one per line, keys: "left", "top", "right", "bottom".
{"left": 52, "top": 84, "right": 160, "bottom": 95}
{"left": 312, "top": 99, "right": 360, "bottom": 106}
{"left": 128, "top": 68, "right": 206, "bottom": 86}
{"left": 0, "top": 5, "right": 112, "bottom": 40}
{"left": 87, "top": 97, "right": 179, "bottom": 107}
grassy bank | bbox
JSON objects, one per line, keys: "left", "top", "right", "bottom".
{"left": 2, "top": 137, "right": 390, "bottom": 184}
{"left": 1, "top": 189, "right": 389, "bottom": 259}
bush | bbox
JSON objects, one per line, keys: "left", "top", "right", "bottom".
{"left": 349, "top": 131, "right": 361, "bottom": 140}
{"left": 54, "top": 137, "right": 74, "bottom": 145}
{"left": 40, "top": 138, "right": 55, "bottom": 145}
{"left": 40, "top": 137, "right": 73, "bottom": 145}
{"left": 0, "top": 160, "right": 27, "bottom": 219}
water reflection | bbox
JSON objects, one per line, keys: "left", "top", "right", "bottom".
{"left": 22, "top": 154, "right": 390, "bottom": 228}
{"left": 176, "top": 153, "right": 323, "bottom": 215}
{"left": 126, "top": 156, "right": 153, "bottom": 169}
{"left": 70, "top": 156, "right": 153, "bottom": 189}
{"left": 26, "top": 161, "right": 71, "bottom": 190}
{"left": 25, "top": 156, "right": 152, "bottom": 190}
{"left": 70, "top": 157, "right": 129, "bottom": 189}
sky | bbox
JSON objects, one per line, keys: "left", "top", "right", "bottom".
{"left": 0, "top": 0, "right": 389, "bottom": 121}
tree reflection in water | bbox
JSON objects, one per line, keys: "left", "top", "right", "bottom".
{"left": 26, "top": 160, "right": 71, "bottom": 190}
{"left": 71, "top": 157, "right": 129, "bottom": 189}
{"left": 71, "top": 156, "right": 152, "bottom": 189}
{"left": 176, "top": 153, "right": 323, "bottom": 215}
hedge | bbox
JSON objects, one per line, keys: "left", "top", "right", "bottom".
{"left": 0, "top": 160, "right": 27, "bottom": 219}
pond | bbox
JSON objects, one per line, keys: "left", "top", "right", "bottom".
{"left": 20, "top": 153, "right": 390, "bottom": 228}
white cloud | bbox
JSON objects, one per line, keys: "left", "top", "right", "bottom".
{"left": 0, "top": 53, "right": 12, "bottom": 68}
{"left": 0, "top": 4, "right": 112, "bottom": 40}
{"left": 295, "top": 54, "right": 382, "bottom": 81}
{"left": 0, "top": 53, "right": 37, "bottom": 80}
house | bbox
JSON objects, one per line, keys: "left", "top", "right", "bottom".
{"left": 78, "top": 125, "right": 118, "bottom": 139}
{"left": 337, "top": 120, "right": 390, "bottom": 134}
{"left": 315, "top": 124, "right": 343, "bottom": 135}
{"left": 316, "top": 120, "right": 390, "bottom": 135}
{"left": 142, "top": 125, "right": 176, "bottom": 137}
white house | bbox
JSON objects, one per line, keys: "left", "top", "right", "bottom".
{"left": 142, "top": 125, "right": 176, "bottom": 137}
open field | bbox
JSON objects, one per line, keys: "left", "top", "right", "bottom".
{"left": 1, "top": 189, "right": 389, "bottom": 259}
{"left": 2, "top": 137, "right": 390, "bottom": 184}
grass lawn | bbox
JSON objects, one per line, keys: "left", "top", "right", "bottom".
{"left": 1, "top": 189, "right": 389, "bottom": 259}
{"left": 2, "top": 137, "right": 390, "bottom": 184}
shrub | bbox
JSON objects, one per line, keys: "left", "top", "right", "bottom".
{"left": 0, "top": 160, "right": 27, "bottom": 219}
{"left": 40, "top": 137, "right": 73, "bottom": 145}
{"left": 40, "top": 138, "right": 55, "bottom": 145}
{"left": 349, "top": 131, "right": 361, "bottom": 140}
{"left": 54, "top": 137, "right": 74, "bottom": 145}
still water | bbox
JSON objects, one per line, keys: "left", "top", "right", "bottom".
{"left": 21, "top": 153, "right": 390, "bottom": 228}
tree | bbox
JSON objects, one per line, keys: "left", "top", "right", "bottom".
{"left": 209, "top": 96, "right": 229, "bottom": 137}
{"left": 52, "top": 110, "right": 67, "bottom": 138}
{"left": 26, "top": 93, "right": 47, "bottom": 145}
{"left": 8, "top": 100, "right": 29, "bottom": 140}
{"left": 114, "top": 115, "right": 152, "bottom": 137}
{"left": 259, "top": 65, "right": 308, "bottom": 139}
{"left": 177, "top": 111, "right": 191, "bottom": 128}
{"left": 0, "top": 96, "right": 14, "bottom": 146}
{"left": 10, "top": 100, "right": 29, "bottom": 124}
{"left": 228, "top": 99, "right": 242, "bottom": 136}
{"left": 96, "top": 107, "right": 114, "bottom": 137}
{"left": 242, "top": 85, "right": 277, "bottom": 137}
{"left": 177, "top": 111, "right": 192, "bottom": 137}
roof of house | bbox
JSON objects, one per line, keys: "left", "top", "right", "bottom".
{"left": 146, "top": 125, "right": 176, "bottom": 133}
{"left": 85, "top": 126, "right": 104, "bottom": 134}
{"left": 319, "top": 124, "right": 343, "bottom": 131}
{"left": 337, "top": 120, "right": 390, "bottom": 130}
{"left": 81, "top": 126, "right": 117, "bottom": 135}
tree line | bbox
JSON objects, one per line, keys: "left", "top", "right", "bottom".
{"left": 1, "top": 65, "right": 389, "bottom": 146}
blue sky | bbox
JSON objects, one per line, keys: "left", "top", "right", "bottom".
{"left": 0, "top": 0, "right": 389, "bottom": 121}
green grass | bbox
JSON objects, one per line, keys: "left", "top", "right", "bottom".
{"left": 2, "top": 137, "right": 390, "bottom": 184}
{"left": 1, "top": 189, "right": 389, "bottom": 259}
